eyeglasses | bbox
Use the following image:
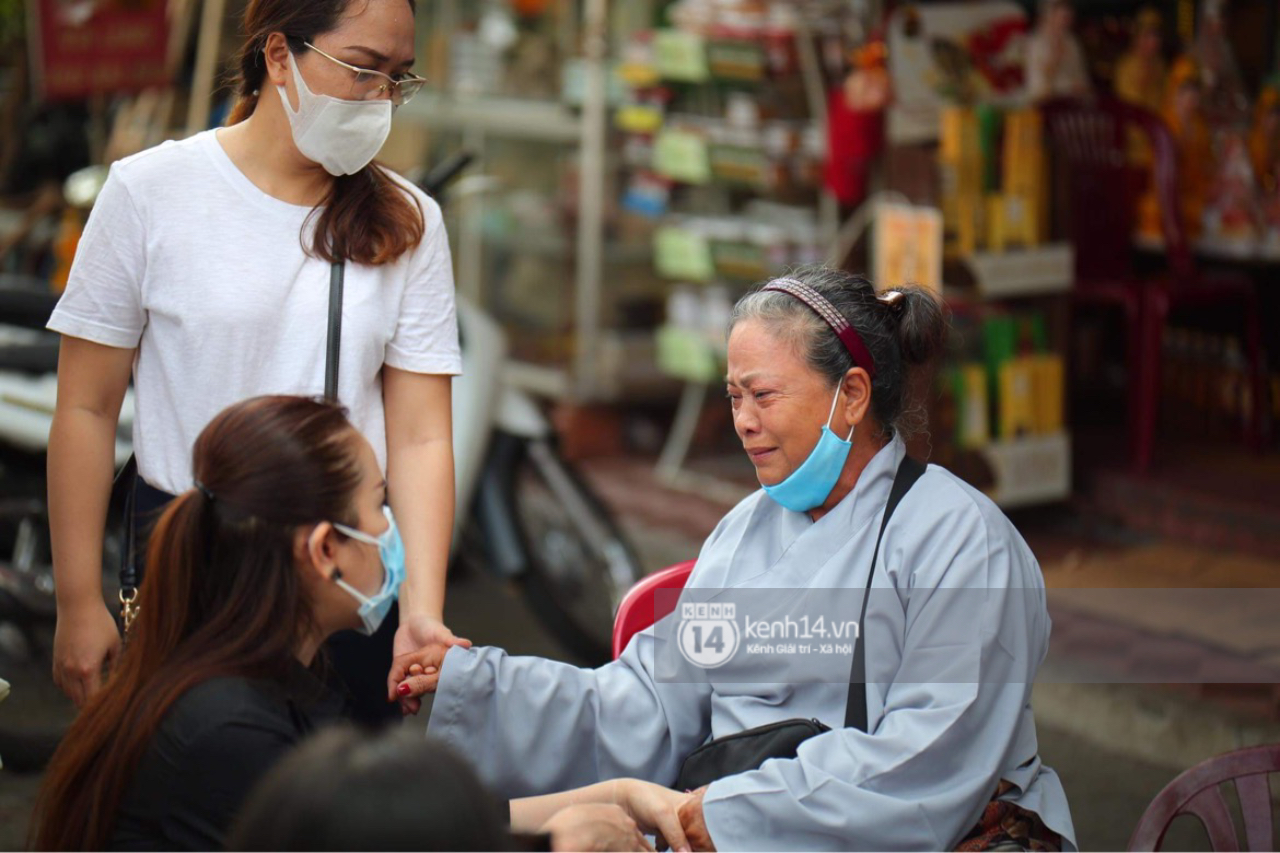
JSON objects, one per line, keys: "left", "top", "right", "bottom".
{"left": 304, "top": 42, "right": 427, "bottom": 106}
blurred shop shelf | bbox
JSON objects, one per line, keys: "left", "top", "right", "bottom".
{"left": 961, "top": 244, "right": 1074, "bottom": 300}
{"left": 485, "top": 231, "right": 653, "bottom": 264}
{"left": 399, "top": 93, "right": 584, "bottom": 142}
{"left": 980, "top": 431, "right": 1073, "bottom": 509}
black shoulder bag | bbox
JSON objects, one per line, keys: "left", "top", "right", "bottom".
{"left": 672, "top": 454, "right": 926, "bottom": 792}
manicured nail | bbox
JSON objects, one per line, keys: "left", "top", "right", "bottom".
{"left": 397, "top": 683, "right": 411, "bottom": 696}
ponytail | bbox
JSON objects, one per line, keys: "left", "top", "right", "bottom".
{"left": 881, "top": 284, "right": 946, "bottom": 368}
{"left": 33, "top": 395, "right": 361, "bottom": 851}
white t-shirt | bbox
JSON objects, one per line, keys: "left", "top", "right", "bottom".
{"left": 49, "top": 130, "right": 461, "bottom": 494}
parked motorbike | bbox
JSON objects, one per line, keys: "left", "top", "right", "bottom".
{"left": 0, "top": 153, "right": 640, "bottom": 668}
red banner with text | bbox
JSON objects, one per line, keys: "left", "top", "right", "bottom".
{"left": 30, "top": 0, "right": 171, "bottom": 101}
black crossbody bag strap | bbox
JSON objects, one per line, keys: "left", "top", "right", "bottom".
{"left": 844, "top": 454, "right": 927, "bottom": 731}
{"left": 325, "top": 261, "right": 345, "bottom": 402}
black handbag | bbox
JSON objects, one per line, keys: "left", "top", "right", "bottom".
{"left": 673, "top": 454, "right": 926, "bottom": 792}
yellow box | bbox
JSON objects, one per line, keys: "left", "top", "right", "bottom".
{"left": 1030, "top": 353, "right": 1065, "bottom": 434}
{"left": 998, "top": 357, "right": 1038, "bottom": 439}
{"left": 957, "top": 363, "right": 990, "bottom": 448}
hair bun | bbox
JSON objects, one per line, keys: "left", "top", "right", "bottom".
{"left": 877, "top": 289, "right": 907, "bottom": 315}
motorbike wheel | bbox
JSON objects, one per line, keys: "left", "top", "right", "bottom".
{"left": 507, "top": 440, "right": 642, "bottom": 665}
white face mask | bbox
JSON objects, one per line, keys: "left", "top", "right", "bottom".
{"left": 277, "top": 51, "right": 393, "bottom": 176}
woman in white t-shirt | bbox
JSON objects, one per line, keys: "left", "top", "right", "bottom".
{"left": 46, "top": 0, "right": 467, "bottom": 720}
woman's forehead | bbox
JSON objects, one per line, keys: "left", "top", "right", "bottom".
{"left": 329, "top": 0, "right": 415, "bottom": 52}
{"left": 727, "top": 321, "right": 810, "bottom": 382}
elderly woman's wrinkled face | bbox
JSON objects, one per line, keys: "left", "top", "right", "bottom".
{"left": 727, "top": 319, "right": 839, "bottom": 486}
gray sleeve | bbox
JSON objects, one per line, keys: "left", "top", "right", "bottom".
{"left": 428, "top": 619, "right": 713, "bottom": 798}
{"left": 700, "top": 506, "right": 1058, "bottom": 851}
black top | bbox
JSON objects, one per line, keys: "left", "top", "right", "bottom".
{"left": 107, "top": 662, "right": 346, "bottom": 851}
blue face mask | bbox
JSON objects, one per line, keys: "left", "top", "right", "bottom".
{"left": 332, "top": 506, "right": 405, "bottom": 636}
{"left": 762, "top": 386, "right": 854, "bottom": 513}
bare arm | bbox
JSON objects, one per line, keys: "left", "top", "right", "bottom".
{"left": 383, "top": 367, "right": 468, "bottom": 713}
{"left": 512, "top": 780, "right": 691, "bottom": 852}
{"left": 48, "top": 336, "right": 134, "bottom": 705}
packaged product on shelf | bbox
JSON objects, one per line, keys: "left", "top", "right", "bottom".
{"left": 762, "top": 4, "right": 799, "bottom": 76}
{"left": 667, "top": 285, "right": 703, "bottom": 330}
{"left": 654, "top": 219, "right": 716, "bottom": 281}
{"left": 1030, "top": 353, "right": 1064, "bottom": 435}
{"left": 622, "top": 171, "right": 672, "bottom": 219}
{"left": 1202, "top": 129, "right": 1263, "bottom": 246}
{"left": 955, "top": 363, "right": 991, "bottom": 449}
{"left": 998, "top": 358, "right": 1038, "bottom": 439}
{"left": 619, "top": 31, "right": 661, "bottom": 89}
{"left": 653, "top": 123, "right": 712, "bottom": 184}
{"left": 654, "top": 28, "right": 711, "bottom": 83}
{"left": 707, "top": 35, "right": 767, "bottom": 82}
{"left": 747, "top": 221, "right": 790, "bottom": 274}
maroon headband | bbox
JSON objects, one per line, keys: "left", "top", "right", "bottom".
{"left": 761, "top": 278, "right": 877, "bottom": 381}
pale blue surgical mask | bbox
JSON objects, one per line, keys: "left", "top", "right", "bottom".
{"left": 762, "top": 385, "right": 854, "bottom": 513}
{"left": 332, "top": 506, "right": 405, "bottom": 636}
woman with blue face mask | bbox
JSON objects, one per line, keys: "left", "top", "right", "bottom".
{"left": 46, "top": 0, "right": 463, "bottom": 726}
{"left": 403, "top": 267, "right": 1077, "bottom": 852}
{"left": 32, "top": 395, "right": 688, "bottom": 853}
{"left": 33, "top": 396, "right": 405, "bottom": 850}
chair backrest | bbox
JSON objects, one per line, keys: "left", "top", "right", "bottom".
{"left": 1041, "top": 96, "right": 1195, "bottom": 284}
{"left": 1129, "top": 743, "right": 1280, "bottom": 851}
{"left": 611, "top": 560, "right": 697, "bottom": 659}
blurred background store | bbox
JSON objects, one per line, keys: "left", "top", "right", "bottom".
{"left": 2, "top": 0, "right": 1280, "bottom": 849}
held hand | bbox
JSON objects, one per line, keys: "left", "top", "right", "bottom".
{"left": 677, "top": 788, "right": 716, "bottom": 853}
{"left": 52, "top": 600, "right": 122, "bottom": 707}
{"left": 614, "top": 780, "right": 692, "bottom": 853}
{"left": 543, "top": 803, "right": 655, "bottom": 853}
{"left": 388, "top": 615, "right": 469, "bottom": 714}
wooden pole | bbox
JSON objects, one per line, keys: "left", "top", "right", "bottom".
{"left": 186, "top": 0, "right": 228, "bottom": 136}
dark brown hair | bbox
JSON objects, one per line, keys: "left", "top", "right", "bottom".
{"left": 229, "top": 727, "right": 514, "bottom": 851}
{"left": 730, "top": 266, "right": 948, "bottom": 439}
{"left": 31, "top": 396, "right": 364, "bottom": 851}
{"left": 227, "top": 0, "right": 424, "bottom": 265}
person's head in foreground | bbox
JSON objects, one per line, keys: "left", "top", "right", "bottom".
{"left": 32, "top": 395, "right": 402, "bottom": 850}
{"left": 229, "top": 726, "right": 511, "bottom": 851}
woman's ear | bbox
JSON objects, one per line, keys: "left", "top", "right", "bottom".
{"left": 295, "top": 522, "right": 339, "bottom": 583}
{"left": 840, "top": 367, "right": 873, "bottom": 428}
{"left": 263, "top": 32, "right": 293, "bottom": 91}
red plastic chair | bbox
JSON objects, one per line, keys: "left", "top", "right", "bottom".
{"left": 1041, "top": 97, "right": 1268, "bottom": 473}
{"left": 1129, "top": 743, "right": 1280, "bottom": 851}
{"left": 611, "top": 560, "right": 696, "bottom": 659}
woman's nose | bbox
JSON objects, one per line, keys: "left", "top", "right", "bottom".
{"left": 733, "top": 402, "right": 760, "bottom": 437}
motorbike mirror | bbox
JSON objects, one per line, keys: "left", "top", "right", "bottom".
{"left": 63, "top": 165, "right": 109, "bottom": 210}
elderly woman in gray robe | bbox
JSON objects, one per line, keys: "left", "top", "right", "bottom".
{"left": 395, "top": 268, "right": 1076, "bottom": 852}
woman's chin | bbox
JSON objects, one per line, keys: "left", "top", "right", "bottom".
{"left": 752, "top": 462, "right": 788, "bottom": 487}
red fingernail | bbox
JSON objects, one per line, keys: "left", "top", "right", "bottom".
{"left": 397, "top": 683, "right": 411, "bottom": 696}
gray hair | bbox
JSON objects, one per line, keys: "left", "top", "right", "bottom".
{"left": 728, "top": 266, "right": 946, "bottom": 439}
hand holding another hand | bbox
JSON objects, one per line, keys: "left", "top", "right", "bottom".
{"left": 388, "top": 615, "right": 470, "bottom": 715}
{"left": 542, "top": 803, "right": 655, "bottom": 852}
{"left": 677, "top": 787, "right": 716, "bottom": 852}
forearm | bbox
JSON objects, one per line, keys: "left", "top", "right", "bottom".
{"left": 387, "top": 438, "right": 454, "bottom": 619}
{"left": 47, "top": 408, "right": 118, "bottom": 609}
{"left": 510, "top": 780, "right": 622, "bottom": 832}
